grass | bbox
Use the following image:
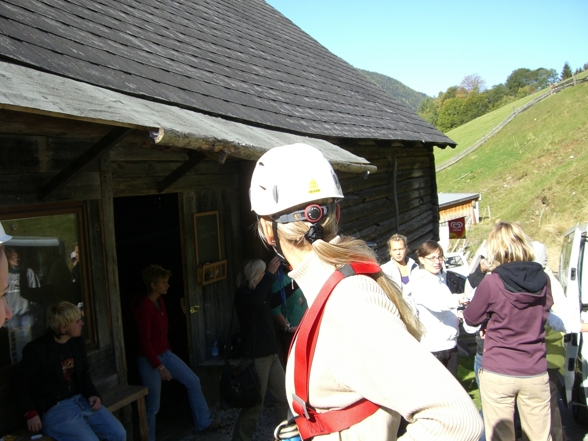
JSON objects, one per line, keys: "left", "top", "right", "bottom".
{"left": 434, "top": 89, "right": 548, "bottom": 166}
{"left": 436, "top": 69, "right": 588, "bottom": 168}
{"left": 435, "top": 81, "right": 588, "bottom": 270}
{"left": 458, "top": 355, "right": 481, "bottom": 410}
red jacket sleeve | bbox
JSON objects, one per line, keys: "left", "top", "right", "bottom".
{"left": 133, "top": 295, "right": 169, "bottom": 368}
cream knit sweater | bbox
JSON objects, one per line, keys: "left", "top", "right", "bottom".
{"left": 287, "top": 248, "right": 483, "bottom": 440}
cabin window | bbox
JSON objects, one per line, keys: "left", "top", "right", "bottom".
{"left": 0, "top": 202, "right": 93, "bottom": 368}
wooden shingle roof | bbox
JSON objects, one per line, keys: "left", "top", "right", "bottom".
{"left": 0, "top": 0, "right": 454, "bottom": 146}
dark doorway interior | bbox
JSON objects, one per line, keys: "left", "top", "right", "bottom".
{"left": 113, "top": 194, "right": 193, "bottom": 439}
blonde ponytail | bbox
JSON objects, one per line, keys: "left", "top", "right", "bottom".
{"left": 258, "top": 211, "right": 422, "bottom": 340}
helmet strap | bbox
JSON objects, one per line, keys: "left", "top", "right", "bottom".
{"left": 272, "top": 221, "right": 290, "bottom": 268}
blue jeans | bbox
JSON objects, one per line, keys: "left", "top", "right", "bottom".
{"left": 474, "top": 353, "right": 483, "bottom": 390}
{"left": 42, "top": 394, "right": 126, "bottom": 441}
{"left": 474, "top": 354, "right": 486, "bottom": 441}
{"left": 137, "top": 350, "right": 211, "bottom": 440}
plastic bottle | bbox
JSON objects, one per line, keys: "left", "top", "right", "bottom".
{"left": 211, "top": 340, "right": 219, "bottom": 359}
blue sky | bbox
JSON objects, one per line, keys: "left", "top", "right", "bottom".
{"left": 265, "top": 0, "right": 588, "bottom": 97}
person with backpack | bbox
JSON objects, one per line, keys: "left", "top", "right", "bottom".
{"left": 232, "top": 258, "right": 290, "bottom": 441}
{"left": 249, "top": 143, "right": 483, "bottom": 441}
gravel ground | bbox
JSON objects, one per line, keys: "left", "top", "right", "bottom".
{"left": 179, "top": 396, "right": 588, "bottom": 441}
{"left": 559, "top": 398, "right": 588, "bottom": 441}
{"left": 180, "top": 403, "right": 280, "bottom": 441}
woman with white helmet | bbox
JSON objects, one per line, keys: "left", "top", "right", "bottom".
{"left": 249, "top": 144, "right": 482, "bottom": 441}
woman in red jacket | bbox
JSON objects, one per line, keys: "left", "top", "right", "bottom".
{"left": 133, "top": 264, "right": 219, "bottom": 441}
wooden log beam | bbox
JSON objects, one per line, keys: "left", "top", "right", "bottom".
{"left": 99, "top": 153, "right": 127, "bottom": 384}
{"left": 157, "top": 151, "right": 206, "bottom": 193}
{"left": 38, "top": 127, "right": 132, "bottom": 201}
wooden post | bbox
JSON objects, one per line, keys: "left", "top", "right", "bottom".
{"left": 392, "top": 155, "right": 400, "bottom": 233}
{"left": 100, "top": 152, "right": 133, "bottom": 436}
{"left": 99, "top": 152, "right": 127, "bottom": 382}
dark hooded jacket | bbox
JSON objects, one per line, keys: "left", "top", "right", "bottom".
{"left": 463, "top": 261, "right": 553, "bottom": 376}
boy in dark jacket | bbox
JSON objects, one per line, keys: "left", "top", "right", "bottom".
{"left": 17, "top": 301, "right": 125, "bottom": 441}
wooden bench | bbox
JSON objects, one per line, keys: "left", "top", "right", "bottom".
{"left": 198, "top": 358, "right": 239, "bottom": 368}
{"left": 197, "top": 358, "right": 239, "bottom": 405}
{"left": 102, "top": 384, "right": 149, "bottom": 441}
{"left": 3, "top": 384, "right": 149, "bottom": 441}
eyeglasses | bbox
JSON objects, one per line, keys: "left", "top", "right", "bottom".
{"left": 424, "top": 255, "right": 443, "bottom": 262}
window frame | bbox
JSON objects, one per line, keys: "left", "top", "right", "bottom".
{"left": 0, "top": 201, "right": 96, "bottom": 368}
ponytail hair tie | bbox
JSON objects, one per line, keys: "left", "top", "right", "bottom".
{"left": 304, "top": 224, "right": 324, "bottom": 244}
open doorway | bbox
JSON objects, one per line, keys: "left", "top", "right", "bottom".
{"left": 113, "top": 193, "right": 193, "bottom": 437}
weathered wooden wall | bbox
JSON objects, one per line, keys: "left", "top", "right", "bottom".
{"left": 336, "top": 140, "right": 440, "bottom": 261}
{"left": 0, "top": 108, "right": 443, "bottom": 426}
{"left": 0, "top": 109, "right": 248, "bottom": 432}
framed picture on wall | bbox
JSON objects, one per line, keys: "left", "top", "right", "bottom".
{"left": 193, "top": 211, "right": 226, "bottom": 285}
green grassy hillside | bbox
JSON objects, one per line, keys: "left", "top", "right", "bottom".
{"left": 436, "top": 82, "right": 588, "bottom": 269}
{"left": 436, "top": 70, "right": 588, "bottom": 167}
{"left": 359, "top": 69, "right": 427, "bottom": 112}
{"left": 434, "top": 90, "right": 546, "bottom": 166}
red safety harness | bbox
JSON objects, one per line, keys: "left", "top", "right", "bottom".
{"left": 290, "top": 262, "right": 381, "bottom": 440}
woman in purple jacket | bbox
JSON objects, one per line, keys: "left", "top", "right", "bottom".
{"left": 463, "top": 222, "right": 553, "bottom": 441}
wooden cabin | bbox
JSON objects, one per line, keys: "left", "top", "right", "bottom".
{"left": 438, "top": 192, "right": 481, "bottom": 251}
{"left": 0, "top": 0, "right": 455, "bottom": 435}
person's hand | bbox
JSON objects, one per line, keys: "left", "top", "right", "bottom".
{"left": 88, "top": 396, "right": 101, "bottom": 410}
{"left": 159, "top": 366, "right": 172, "bottom": 381}
{"left": 479, "top": 328, "right": 486, "bottom": 339}
{"left": 27, "top": 415, "right": 42, "bottom": 432}
{"left": 289, "top": 325, "right": 298, "bottom": 333}
{"left": 480, "top": 258, "right": 490, "bottom": 273}
{"left": 267, "top": 256, "right": 281, "bottom": 274}
{"left": 458, "top": 294, "right": 470, "bottom": 306}
{"left": 457, "top": 310, "right": 464, "bottom": 321}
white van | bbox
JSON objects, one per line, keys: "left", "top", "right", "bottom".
{"left": 559, "top": 223, "right": 588, "bottom": 423}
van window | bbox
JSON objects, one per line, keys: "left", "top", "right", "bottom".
{"left": 560, "top": 232, "right": 575, "bottom": 292}
{"left": 580, "top": 236, "right": 587, "bottom": 305}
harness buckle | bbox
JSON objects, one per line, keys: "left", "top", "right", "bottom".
{"left": 292, "top": 394, "right": 310, "bottom": 419}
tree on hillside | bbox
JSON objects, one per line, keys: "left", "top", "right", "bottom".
{"left": 436, "top": 98, "right": 464, "bottom": 132}
{"left": 506, "top": 68, "right": 532, "bottom": 92}
{"left": 506, "top": 68, "right": 557, "bottom": 93}
{"left": 483, "top": 84, "right": 512, "bottom": 110}
{"left": 358, "top": 69, "right": 428, "bottom": 111}
{"left": 533, "top": 68, "right": 558, "bottom": 89}
{"left": 561, "top": 62, "right": 572, "bottom": 81}
{"left": 461, "top": 92, "right": 489, "bottom": 122}
{"left": 417, "top": 96, "right": 439, "bottom": 126}
{"left": 429, "top": 65, "right": 561, "bottom": 132}
{"left": 436, "top": 86, "right": 459, "bottom": 106}
{"left": 460, "top": 74, "right": 486, "bottom": 93}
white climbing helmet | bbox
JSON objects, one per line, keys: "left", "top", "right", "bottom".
{"left": 0, "top": 222, "right": 11, "bottom": 244}
{"left": 249, "top": 143, "right": 344, "bottom": 217}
